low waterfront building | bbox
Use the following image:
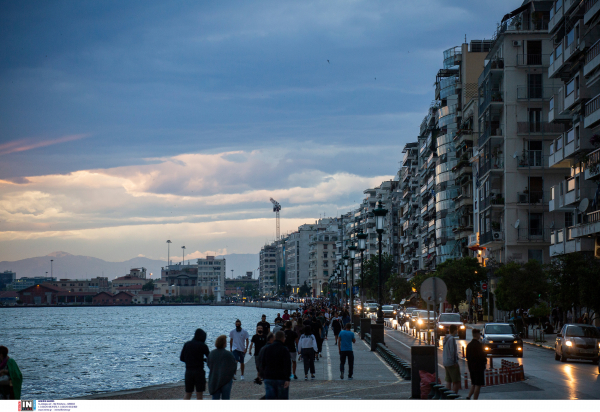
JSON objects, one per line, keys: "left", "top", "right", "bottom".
{"left": 111, "top": 275, "right": 146, "bottom": 292}
{"left": 49, "top": 277, "right": 110, "bottom": 293}
{"left": 92, "top": 291, "right": 134, "bottom": 305}
{"left": 56, "top": 291, "right": 97, "bottom": 304}
{"left": 17, "top": 283, "right": 64, "bottom": 305}
{"left": 0, "top": 291, "right": 18, "bottom": 305}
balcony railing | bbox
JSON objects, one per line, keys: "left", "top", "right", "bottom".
{"left": 517, "top": 227, "right": 552, "bottom": 242}
{"left": 516, "top": 122, "right": 566, "bottom": 134}
{"left": 516, "top": 54, "right": 550, "bottom": 67}
{"left": 479, "top": 90, "right": 504, "bottom": 114}
{"left": 479, "top": 59, "right": 504, "bottom": 84}
{"left": 585, "top": 92, "right": 600, "bottom": 117}
{"left": 516, "top": 191, "right": 548, "bottom": 205}
{"left": 518, "top": 151, "right": 544, "bottom": 167}
{"left": 517, "top": 86, "right": 559, "bottom": 100}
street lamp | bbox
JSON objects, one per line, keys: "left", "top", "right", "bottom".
{"left": 343, "top": 253, "right": 349, "bottom": 309}
{"left": 357, "top": 230, "right": 368, "bottom": 318}
{"left": 50, "top": 259, "right": 53, "bottom": 279}
{"left": 348, "top": 245, "right": 357, "bottom": 331}
{"left": 373, "top": 200, "right": 388, "bottom": 325}
{"left": 181, "top": 246, "right": 186, "bottom": 264}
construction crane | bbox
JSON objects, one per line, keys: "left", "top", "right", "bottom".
{"left": 270, "top": 198, "right": 281, "bottom": 240}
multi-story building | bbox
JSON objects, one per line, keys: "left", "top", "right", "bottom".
{"left": 476, "top": 0, "right": 566, "bottom": 265}
{"left": 284, "top": 224, "right": 315, "bottom": 294}
{"left": 398, "top": 143, "right": 420, "bottom": 277}
{"left": 546, "top": 0, "right": 600, "bottom": 257}
{"left": 160, "top": 256, "right": 225, "bottom": 301}
{"left": 8, "top": 276, "right": 57, "bottom": 291}
{"left": 308, "top": 230, "right": 338, "bottom": 297}
{"left": 259, "top": 244, "right": 277, "bottom": 296}
{"left": 49, "top": 277, "right": 110, "bottom": 293}
{"left": 0, "top": 270, "right": 16, "bottom": 290}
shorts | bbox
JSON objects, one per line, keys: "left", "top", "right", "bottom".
{"left": 289, "top": 351, "right": 296, "bottom": 362}
{"left": 469, "top": 368, "right": 485, "bottom": 387}
{"left": 444, "top": 363, "right": 461, "bottom": 383}
{"left": 233, "top": 349, "right": 245, "bottom": 363}
{"left": 185, "top": 369, "right": 206, "bottom": 393}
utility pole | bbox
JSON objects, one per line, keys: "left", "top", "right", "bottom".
{"left": 166, "top": 240, "right": 172, "bottom": 266}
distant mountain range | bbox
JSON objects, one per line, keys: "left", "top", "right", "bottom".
{"left": 0, "top": 251, "right": 259, "bottom": 281}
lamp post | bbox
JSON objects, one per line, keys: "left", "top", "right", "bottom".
{"left": 319, "top": 280, "right": 322, "bottom": 298}
{"left": 348, "top": 245, "right": 357, "bottom": 331}
{"left": 166, "top": 240, "right": 172, "bottom": 266}
{"left": 343, "top": 254, "right": 349, "bottom": 310}
{"left": 373, "top": 201, "right": 388, "bottom": 325}
{"left": 357, "top": 230, "right": 368, "bottom": 318}
{"left": 308, "top": 279, "right": 312, "bottom": 298}
{"left": 50, "top": 259, "right": 53, "bottom": 279}
{"left": 181, "top": 246, "right": 186, "bottom": 265}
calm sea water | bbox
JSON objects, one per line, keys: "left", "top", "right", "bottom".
{"left": 2, "top": 305, "right": 286, "bottom": 399}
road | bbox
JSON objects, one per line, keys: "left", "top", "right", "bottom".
{"left": 381, "top": 323, "right": 600, "bottom": 399}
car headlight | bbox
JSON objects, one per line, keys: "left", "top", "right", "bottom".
{"left": 438, "top": 325, "right": 444, "bottom": 329}
{"left": 517, "top": 347, "right": 522, "bottom": 351}
{"left": 393, "top": 311, "right": 397, "bottom": 314}
{"left": 460, "top": 325, "right": 465, "bottom": 329}
{"left": 484, "top": 346, "right": 490, "bottom": 351}
{"left": 513, "top": 340, "right": 518, "bottom": 343}
{"left": 565, "top": 340, "right": 572, "bottom": 347}
{"left": 418, "top": 319, "right": 423, "bottom": 325}
{"left": 489, "top": 341, "right": 494, "bottom": 344}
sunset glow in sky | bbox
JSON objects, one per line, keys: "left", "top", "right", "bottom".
{"left": 0, "top": 0, "right": 521, "bottom": 262}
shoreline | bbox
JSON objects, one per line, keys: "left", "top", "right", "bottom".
{"left": 2, "top": 302, "right": 300, "bottom": 309}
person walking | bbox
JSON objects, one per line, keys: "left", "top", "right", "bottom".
{"left": 260, "top": 331, "right": 292, "bottom": 399}
{"left": 229, "top": 319, "right": 250, "bottom": 381}
{"left": 180, "top": 328, "right": 210, "bottom": 400}
{"left": 465, "top": 329, "right": 487, "bottom": 400}
{"left": 284, "top": 321, "right": 299, "bottom": 380}
{"left": 443, "top": 325, "right": 461, "bottom": 395}
{"left": 297, "top": 326, "right": 318, "bottom": 380}
{"left": 310, "top": 316, "right": 323, "bottom": 359}
{"left": 0, "top": 346, "right": 22, "bottom": 400}
{"left": 249, "top": 325, "right": 268, "bottom": 384}
{"left": 282, "top": 310, "right": 290, "bottom": 321}
{"left": 207, "top": 335, "right": 237, "bottom": 400}
{"left": 257, "top": 314, "right": 271, "bottom": 334}
{"left": 342, "top": 310, "right": 351, "bottom": 327}
{"left": 331, "top": 313, "right": 343, "bottom": 344}
{"left": 338, "top": 323, "right": 356, "bottom": 380}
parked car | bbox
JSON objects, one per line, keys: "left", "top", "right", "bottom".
{"left": 437, "top": 312, "right": 467, "bottom": 339}
{"left": 481, "top": 323, "right": 523, "bottom": 357}
{"left": 414, "top": 310, "right": 436, "bottom": 331}
{"left": 381, "top": 305, "right": 397, "bottom": 319}
{"left": 554, "top": 324, "right": 600, "bottom": 364}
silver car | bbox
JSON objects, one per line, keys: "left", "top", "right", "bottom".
{"left": 381, "top": 305, "right": 397, "bottom": 319}
{"left": 555, "top": 324, "right": 600, "bottom": 364}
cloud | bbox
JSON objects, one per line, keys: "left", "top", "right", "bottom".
{"left": 184, "top": 249, "right": 228, "bottom": 260}
{"left": 0, "top": 134, "right": 89, "bottom": 156}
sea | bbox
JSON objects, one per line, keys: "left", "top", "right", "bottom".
{"left": 2, "top": 305, "right": 286, "bottom": 399}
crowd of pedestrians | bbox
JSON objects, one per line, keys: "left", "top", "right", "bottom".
{"left": 179, "top": 300, "right": 357, "bottom": 400}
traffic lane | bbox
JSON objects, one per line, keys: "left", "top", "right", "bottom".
{"left": 384, "top": 325, "right": 600, "bottom": 399}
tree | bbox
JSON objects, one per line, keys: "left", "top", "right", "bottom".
{"left": 579, "top": 255, "right": 600, "bottom": 323}
{"left": 208, "top": 293, "right": 216, "bottom": 303}
{"left": 142, "top": 280, "right": 155, "bottom": 291}
{"left": 495, "top": 260, "right": 547, "bottom": 316}
{"left": 298, "top": 281, "right": 311, "bottom": 298}
{"left": 361, "top": 253, "right": 395, "bottom": 300}
{"left": 547, "top": 253, "right": 584, "bottom": 323}
{"left": 203, "top": 294, "right": 209, "bottom": 302}
{"left": 385, "top": 274, "right": 412, "bottom": 303}
{"left": 432, "top": 257, "right": 487, "bottom": 310}
{"left": 243, "top": 283, "right": 259, "bottom": 299}
{"left": 321, "top": 284, "right": 329, "bottom": 295}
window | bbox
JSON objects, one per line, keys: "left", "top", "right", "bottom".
{"left": 566, "top": 78, "right": 575, "bottom": 96}
{"left": 323, "top": 244, "right": 328, "bottom": 249}
{"left": 528, "top": 249, "right": 543, "bottom": 263}
{"left": 528, "top": 74, "right": 543, "bottom": 98}
{"left": 529, "top": 109, "right": 542, "bottom": 131}
{"left": 565, "top": 212, "right": 573, "bottom": 228}
{"left": 529, "top": 213, "right": 543, "bottom": 236}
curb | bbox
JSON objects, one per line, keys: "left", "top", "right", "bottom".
{"left": 523, "top": 340, "right": 554, "bottom": 351}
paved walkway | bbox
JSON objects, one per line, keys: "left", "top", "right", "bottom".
{"left": 77, "top": 332, "right": 411, "bottom": 400}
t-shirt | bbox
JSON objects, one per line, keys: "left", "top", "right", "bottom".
{"left": 257, "top": 321, "right": 271, "bottom": 333}
{"left": 251, "top": 334, "right": 268, "bottom": 356}
{"left": 284, "top": 329, "right": 298, "bottom": 353}
{"left": 339, "top": 330, "right": 354, "bottom": 352}
{"left": 282, "top": 313, "right": 290, "bottom": 321}
{"left": 229, "top": 328, "right": 250, "bottom": 352}
{"left": 272, "top": 324, "right": 283, "bottom": 334}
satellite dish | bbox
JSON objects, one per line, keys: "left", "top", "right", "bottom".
{"left": 579, "top": 198, "right": 589, "bottom": 213}
{"left": 513, "top": 151, "right": 519, "bottom": 159}
{"left": 514, "top": 219, "right": 520, "bottom": 229}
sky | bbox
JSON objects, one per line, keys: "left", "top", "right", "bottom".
{"left": 0, "top": 0, "right": 522, "bottom": 263}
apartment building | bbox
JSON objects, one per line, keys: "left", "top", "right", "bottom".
{"left": 398, "top": 143, "right": 420, "bottom": 277}
{"left": 160, "top": 256, "right": 225, "bottom": 301}
{"left": 308, "top": 230, "right": 338, "bottom": 297}
{"left": 285, "top": 224, "right": 315, "bottom": 294}
{"left": 546, "top": 0, "right": 600, "bottom": 256}
{"left": 475, "top": 0, "right": 566, "bottom": 265}
{"left": 49, "top": 277, "right": 110, "bottom": 293}
{"left": 259, "top": 244, "right": 277, "bottom": 296}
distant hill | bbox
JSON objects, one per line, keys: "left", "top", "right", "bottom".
{"left": 0, "top": 252, "right": 259, "bottom": 281}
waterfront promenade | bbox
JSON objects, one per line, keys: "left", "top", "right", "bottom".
{"left": 76, "top": 331, "right": 411, "bottom": 400}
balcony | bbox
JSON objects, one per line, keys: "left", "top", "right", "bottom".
{"left": 548, "top": 2, "right": 565, "bottom": 33}
{"left": 516, "top": 122, "right": 565, "bottom": 135}
{"left": 516, "top": 54, "right": 550, "bottom": 67}
{"left": 548, "top": 93, "right": 571, "bottom": 123}
{"left": 571, "top": 210, "right": 600, "bottom": 238}
{"left": 467, "top": 233, "right": 479, "bottom": 249}
{"left": 517, "top": 86, "right": 559, "bottom": 100}
{"left": 584, "top": 92, "right": 600, "bottom": 128}
{"left": 550, "top": 228, "right": 595, "bottom": 256}
{"left": 548, "top": 45, "right": 564, "bottom": 78}
{"left": 584, "top": 38, "right": 600, "bottom": 77}
{"left": 548, "top": 128, "right": 579, "bottom": 168}
{"left": 584, "top": 0, "right": 600, "bottom": 25}
{"left": 478, "top": 125, "right": 503, "bottom": 147}
{"left": 585, "top": 147, "right": 600, "bottom": 180}
{"left": 516, "top": 190, "right": 549, "bottom": 206}
{"left": 479, "top": 90, "right": 504, "bottom": 115}
{"left": 518, "top": 151, "right": 544, "bottom": 168}
{"left": 478, "top": 155, "right": 504, "bottom": 177}
{"left": 516, "top": 228, "right": 552, "bottom": 243}
{"left": 479, "top": 58, "right": 504, "bottom": 84}
{"left": 480, "top": 231, "right": 503, "bottom": 245}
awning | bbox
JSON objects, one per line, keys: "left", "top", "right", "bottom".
{"left": 501, "top": 3, "right": 530, "bottom": 23}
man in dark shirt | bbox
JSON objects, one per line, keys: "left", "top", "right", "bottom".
{"left": 249, "top": 326, "right": 267, "bottom": 384}
{"left": 180, "top": 328, "right": 210, "bottom": 400}
{"left": 284, "top": 321, "right": 298, "bottom": 379}
{"left": 466, "top": 329, "right": 487, "bottom": 400}
{"left": 260, "top": 331, "right": 292, "bottom": 399}
{"left": 257, "top": 314, "right": 271, "bottom": 334}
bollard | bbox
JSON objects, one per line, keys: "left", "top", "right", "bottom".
{"left": 494, "top": 369, "right": 499, "bottom": 385}
{"left": 463, "top": 372, "right": 469, "bottom": 390}
{"left": 462, "top": 346, "right": 465, "bottom": 359}
{"left": 519, "top": 364, "right": 525, "bottom": 381}
{"left": 485, "top": 369, "right": 489, "bottom": 386}
{"left": 489, "top": 356, "right": 493, "bottom": 369}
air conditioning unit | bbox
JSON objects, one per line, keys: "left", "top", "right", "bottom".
{"left": 513, "top": 40, "right": 522, "bottom": 47}
{"left": 492, "top": 231, "right": 503, "bottom": 241}
{"left": 518, "top": 193, "right": 528, "bottom": 203}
